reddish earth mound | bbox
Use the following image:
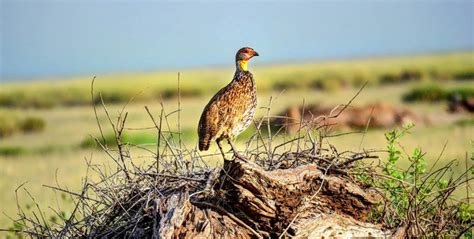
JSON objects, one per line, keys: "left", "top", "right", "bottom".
{"left": 273, "top": 102, "right": 424, "bottom": 133}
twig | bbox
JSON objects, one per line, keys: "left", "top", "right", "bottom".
{"left": 91, "top": 76, "right": 106, "bottom": 145}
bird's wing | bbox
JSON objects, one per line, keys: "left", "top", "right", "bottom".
{"left": 198, "top": 85, "right": 231, "bottom": 149}
{"left": 198, "top": 81, "right": 247, "bottom": 139}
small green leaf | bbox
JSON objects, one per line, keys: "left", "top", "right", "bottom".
{"left": 438, "top": 179, "right": 448, "bottom": 189}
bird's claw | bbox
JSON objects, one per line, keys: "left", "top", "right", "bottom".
{"left": 232, "top": 152, "right": 249, "bottom": 163}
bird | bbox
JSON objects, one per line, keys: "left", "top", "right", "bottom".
{"left": 198, "top": 47, "right": 259, "bottom": 159}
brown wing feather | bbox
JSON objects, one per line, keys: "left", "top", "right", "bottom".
{"left": 198, "top": 86, "right": 227, "bottom": 151}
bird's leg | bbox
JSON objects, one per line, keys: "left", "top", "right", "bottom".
{"left": 227, "top": 138, "right": 246, "bottom": 161}
{"left": 226, "top": 138, "right": 238, "bottom": 154}
{"left": 216, "top": 139, "right": 228, "bottom": 161}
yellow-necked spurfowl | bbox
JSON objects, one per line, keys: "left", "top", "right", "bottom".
{"left": 198, "top": 47, "right": 259, "bottom": 159}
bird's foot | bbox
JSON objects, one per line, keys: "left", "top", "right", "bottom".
{"left": 226, "top": 139, "right": 249, "bottom": 162}
{"left": 232, "top": 151, "right": 249, "bottom": 162}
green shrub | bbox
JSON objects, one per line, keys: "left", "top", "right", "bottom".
{"left": 352, "top": 73, "right": 371, "bottom": 87}
{"left": 59, "top": 88, "right": 90, "bottom": 106}
{"left": 379, "top": 69, "right": 422, "bottom": 85}
{"left": 400, "top": 69, "right": 423, "bottom": 81}
{"left": 98, "top": 91, "right": 133, "bottom": 104}
{"left": 0, "top": 111, "right": 46, "bottom": 137}
{"left": 158, "top": 87, "right": 204, "bottom": 99}
{"left": 311, "top": 74, "right": 346, "bottom": 91}
{"left": 403, "top": 85, "right": 447, "bottom": 102}
{"left": 454, "top": 69, "right": 474, "bottom": 81}
{"left": 0, "top": 113, "right": 20, "bottom": 137}
{"left": 272, "top": 78, "right": 306, "bottom": 91}
{"left": 403, "top": 85, "right": 474, "bottom": 102}
{"left": 362, "top": 124, "right": 474, "bottom": 236}
{"left": 379, "top": 72, "right": 401, "bottom": 84}
{"left": 447, "top": 88, "right": 474, "bottom": 100}
{"left": 428, "top": 69, "right": 452, "bottom": 81}
{"left": 20, "top": 117, "right": 46, "bottom": 133}
{"left": 0, "top": 146, "right": 26, "bottom": 156}
{"left": 0, "top": 92, "right": 25, "bottom": 108}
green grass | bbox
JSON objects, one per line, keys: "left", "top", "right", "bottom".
{"left": 0, "top": 54, "right": 473, "bottom": 232}
{"left": 80, "top": 131, "right": 166, "bottom": 148}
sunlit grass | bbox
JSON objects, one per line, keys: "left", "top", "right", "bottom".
{"left": 1, "top": 51, "right": 473, "bottom": 108}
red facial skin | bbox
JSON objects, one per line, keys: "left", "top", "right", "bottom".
{"left": 235, "top": 47, "right": 259, "bottom": 62}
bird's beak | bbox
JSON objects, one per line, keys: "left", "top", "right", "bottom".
{"left": 253, "top": 51, "right": 259, "bottom": 57}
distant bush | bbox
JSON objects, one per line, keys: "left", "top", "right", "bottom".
{"left": 96, "top": 91, "right": 134, "bottom": 104}
{"left": 0, "top": 92, "right": 23, "bottom": 108}
{"left": 403, "top": 85, "right": 447, "bottom": 102}
{"left": 20, "top": 117, "right": 46, "bottom": 133}
{"left": 450, "top": 88, "right": 474, "bottom": 100}
{"left": 403, "top": 85, "right": 474, "bottom": 102}
{"left": 400, "top": 69, "right": 423, "bottom": 81}
{"left": 428, "top": 69, "right": 451, "bottom": 81}
{"left": 311, "top": 79, "right": 340, "bottom": 91}
{"left": 0, "top": 146, "right": 26, "bottom": 156}
{"left": 161, "top": 87, "right": 205, "bottom": 99}
{"left": 379, "top": 72, "right": 401, "bottom": 84}
{"left": 0, "top": 111, "right": 46, "bottom": 138}
{"left": 379, "top": 69, "right": 422, "bottom": 85}
{"left": 271, "top": 74, "right": 309, "bottom": 91}
{"left": 453, "top": 69, "right": 474, "bottom": 81}
{"left": 60, "top": 88, "right": 90, "bottom": 106}
{"left": 311, "top": 74, "right": 347, "bottom": 91}
{"left": 0, "top": 113, "right": 20, "bottom": 137}
{"left": 0, "top": 90, "right": 57, "bottom": 108}
{"left": 272, "top": 80, "right": 303, "bottom": 91}
{"left": 352, "top": 73, "right": 371, "bottom": 87}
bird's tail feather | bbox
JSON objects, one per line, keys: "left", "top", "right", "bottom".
{"left": 199, "top": 136, "right": 210, "bottom": 151}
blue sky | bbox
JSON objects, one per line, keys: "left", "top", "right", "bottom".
{"left": 1, "top": 0, "right": 473, "bottom": 81}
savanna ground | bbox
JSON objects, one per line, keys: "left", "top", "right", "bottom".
{"left": 0, "top": 51, "right": 473, "bottom": 232}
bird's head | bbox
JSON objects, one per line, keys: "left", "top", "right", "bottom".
{"left": 235, "top": 47, "right": 259, "bottom": 72}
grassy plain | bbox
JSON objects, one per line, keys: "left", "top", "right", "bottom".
{"left": 1, "top": 51, "right": 473, "bottom": 108}
{"left": 0, "top": 52, "right": 473, "bottom": 231}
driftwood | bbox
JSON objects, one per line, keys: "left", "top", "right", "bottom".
{"left": 153, "top": 157, "right": 393, "bottom": 238}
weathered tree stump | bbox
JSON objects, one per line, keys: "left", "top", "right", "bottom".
{"left": 153, "top": 157, "right": 394, "bottom": 238}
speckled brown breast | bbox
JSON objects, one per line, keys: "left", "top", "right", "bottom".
{"left": 198, "top": 70, "right": 257, "bottom": 151}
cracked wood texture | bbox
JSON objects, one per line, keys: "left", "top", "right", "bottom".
{"left": 153, "top": 158, "right": 395, "bottom": 238}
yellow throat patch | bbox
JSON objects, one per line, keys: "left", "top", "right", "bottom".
{"left": 238, "top": 60, "right": 248, "bottom": 71}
